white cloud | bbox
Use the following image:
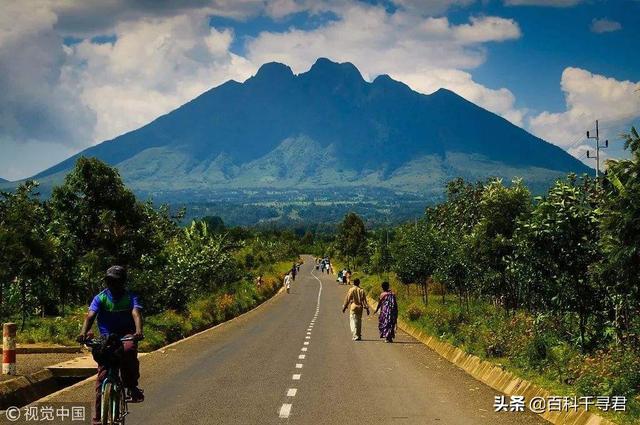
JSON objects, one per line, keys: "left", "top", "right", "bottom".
{"left": 590, "top": 18, "right": 622, "bottom": 34}
{"left": 0, "top": 1, "right": 96, "bottom": 149}
{"left": 392, "top": 0, "right": 476, "bottom": 16}
{"left": 529, "top": 67, "right": 640, "bottom": 155}
{"left": 452, "top": 16, "right": 521, "bottom": 43}
{"left": 395, "top": 69, "right": 525, "bottom": 126}
{"left": 247, "top": 5, "right": 521, "bottom": 72}
{"left": 68, "top": 12, "right": 255, "bottom": 142}
{"left": 247, "top": 4, "right": 524, "bottom": 124}
{"left": 504, "top": 0, "right": 582, "bottom": 6}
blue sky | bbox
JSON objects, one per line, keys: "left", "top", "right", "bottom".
{"left": 462, "top": 0, "right": 640, "bottom": 112}
{"left": 1, "top": 0, "right": 639, "bottom": 180}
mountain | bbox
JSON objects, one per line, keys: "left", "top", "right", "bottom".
{"left": 0, "top": 178, "right": 7, "bottom": 183}
{"left": 30, "top": 58, "right": 589, "bottom": 200}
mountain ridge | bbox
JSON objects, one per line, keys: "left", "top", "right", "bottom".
{"left": 26, "top": 57, "right": 590, "bottom": 198}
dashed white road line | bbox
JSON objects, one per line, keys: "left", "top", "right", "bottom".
{"left": 279, "top": 404, "right": 292, "bottom": 418}
{"left": 278, "top": 264, "right": 324, "bottom": 421}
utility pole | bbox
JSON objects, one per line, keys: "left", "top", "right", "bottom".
{"left": 586, "top": 120, "right": 608, "bottom": 178}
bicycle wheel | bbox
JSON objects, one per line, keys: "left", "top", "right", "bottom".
{"left": 111, "top": 384, "right": 124, "bottom": 425}
{"left": 118, "top": 386, "right": 127, "bottom": 425}
{"left": 101, "top": 382, "right": 114, "bottom": 425}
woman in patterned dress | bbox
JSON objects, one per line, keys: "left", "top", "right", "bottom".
{"left": 374, "top": 281, "right": 398, "bottom": 343}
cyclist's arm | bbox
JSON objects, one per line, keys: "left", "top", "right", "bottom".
{"left": 132, "top": 307, "right": 143, "bottom": 337}
{"left": 78, "top": 310, "right": 96, "bottom": 341}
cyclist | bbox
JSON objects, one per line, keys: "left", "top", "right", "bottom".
{"left": 77, "top": 265, "right": 145, "bottom": 425}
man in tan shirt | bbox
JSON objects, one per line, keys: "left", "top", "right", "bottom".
{"left": 342, "top": 278, "right": 370, "bottom": 341}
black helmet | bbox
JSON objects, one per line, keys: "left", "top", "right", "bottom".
{"left": 106, "top": 265, "right": 127, "bottom": 282}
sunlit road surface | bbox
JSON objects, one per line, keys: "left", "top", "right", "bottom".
{"left": 45, "top": 256, "right": 545, "bottom": 424}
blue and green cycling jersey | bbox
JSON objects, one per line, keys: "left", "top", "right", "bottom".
{"left": 89, "top": 289, "right": 142, "bottom": 336}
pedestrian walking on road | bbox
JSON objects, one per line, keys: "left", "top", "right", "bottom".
{"left": 374, "top": 281, "right": 398, "bottom": 343}
{"left": 284, "top": 272, "right": 292, "bottom": 293}
{"left": 342, "top": 278, "right": 370, "bottom": 341}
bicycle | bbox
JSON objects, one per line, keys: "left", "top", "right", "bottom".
{"left": 83, "top": 335, "right": 141, "bottom": 425}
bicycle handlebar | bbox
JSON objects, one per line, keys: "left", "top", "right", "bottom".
{"left": 82, "top": 335, "right": 143, "bottom": 347}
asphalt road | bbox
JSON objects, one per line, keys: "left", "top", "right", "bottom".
{"left": 43, "top": 256, "right": 546, "bottom": 424}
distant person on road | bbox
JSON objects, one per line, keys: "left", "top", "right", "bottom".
{"left": 291, "top": 264, "right": 297, "bottom": 281}
{"left": 284, "top": 272, "right": 292, "bottom": 293}
{"left": 77, "top": 265, "right": 144, "bottom": 425}
{"left": 341, "top": 269, "right": 348, "bottom": 285}
{"left": 342, "top": 278, "right": 370, "bottom": 341}
{"left": 346, "top": 270, "right": 352, "bottom": 285}
{"left": 374, "top": 281, "right": 398, "bottom": 343}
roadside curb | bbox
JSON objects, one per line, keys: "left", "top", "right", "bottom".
{"left": 367, "top": 295, "right": 616, "bottom": 425}
{"left": 0, "top": 347, "right": 83, "bottom": 355}
{"left": 0, "top": 369, "right": 60, "bottom": 408}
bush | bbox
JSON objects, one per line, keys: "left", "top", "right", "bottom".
{"left": 146, "top": 310, "right": 191, "bottom": 344}
{"left": 406, "top": 304, "right": 425, "bottom": 321}
{"left": 187, "top": 297, "right": 218, "bottom": 332}
{"left": 216, "top": 294, "right": 238, "bottom": 321}
{"left": 572, "top": 348, "right": 640, "bottom": 398}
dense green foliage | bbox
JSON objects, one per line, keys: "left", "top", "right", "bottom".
{"left": 0, "top": 158, "right": 301, "bottom": 333}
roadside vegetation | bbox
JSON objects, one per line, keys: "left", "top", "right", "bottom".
{"left": 0, "top": 158, "right": 301, "bottom": 351}
{"left": 327, "top": 128, "right": 640, "bottom": 424}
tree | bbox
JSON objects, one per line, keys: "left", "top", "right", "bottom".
{"left": 510, "top": 175, "right": 601, "bottom": 350}
{"left": 300, "top": 231, "right": 314, "bottom": 247}
{"left": 0, "top": 182, "right": 54, "bottom": 326}
{"left": 392, "top": 221, "right": 439, "bottom": 304}
{"left": 599, "top": 127, "right": 640, "bottom": 341}
{"left": 201, "top": 216, "right": 225, "bottom": 234}
{"left": 335, "top": 212, "right": 368, "bottom": 270}
{"left": 468, "top": 179, "right": 531, "bottom": 309}
{"left": 49, "top": 157, "right": 160, "bottom": 300}
{"left": 367, "top": 227, "right": 393, "bottom": 277}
